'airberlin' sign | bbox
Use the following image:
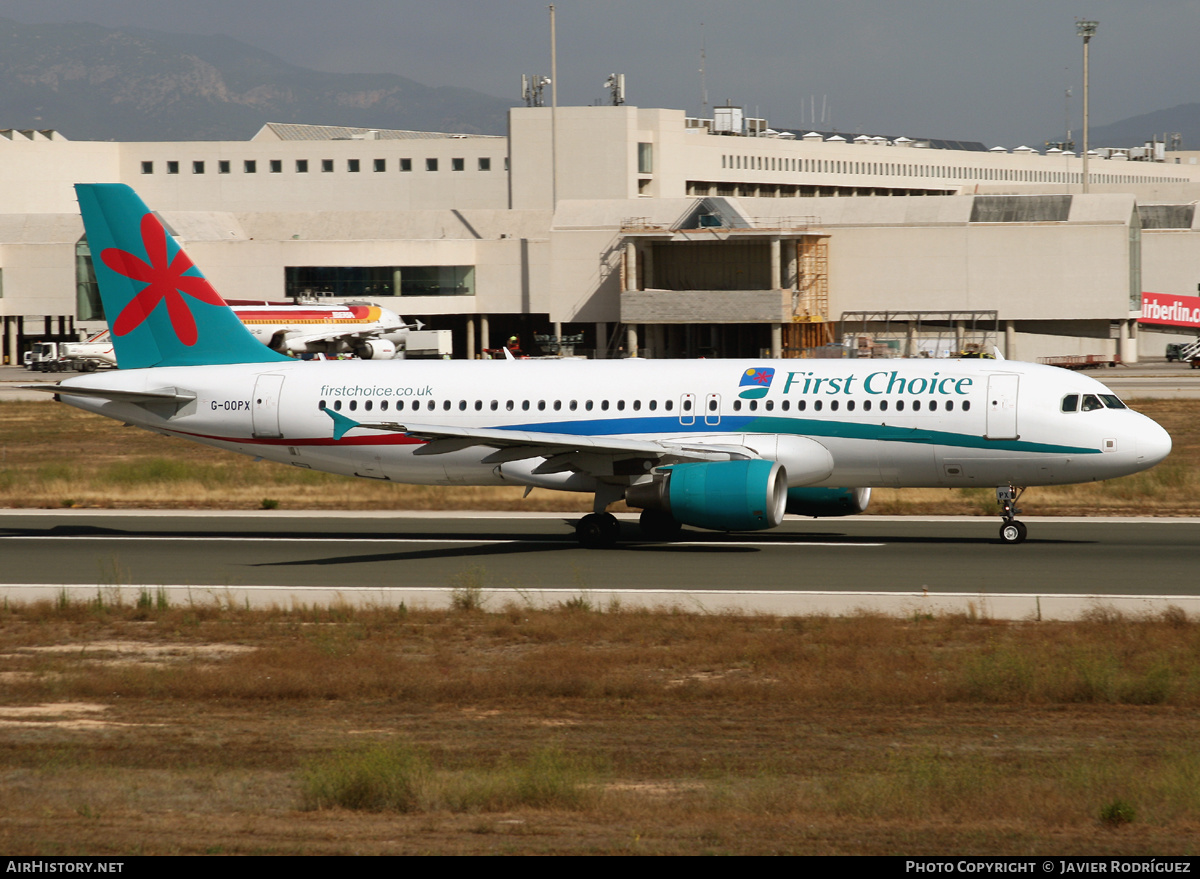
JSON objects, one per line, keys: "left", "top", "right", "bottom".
{"left": 1141, "top": 292, "right": 1200, "bottom": 328}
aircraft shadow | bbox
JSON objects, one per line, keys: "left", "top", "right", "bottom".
{"left": 0, "top": 524, "right": 1089, "bottom": 552}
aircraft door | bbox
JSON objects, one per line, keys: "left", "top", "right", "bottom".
{"left": 679, "top": 393, "right": 696, "bottom": 426}
{"left": 704, "top": 393, "right": 721, "bottom": 426}
{"left": 252, "top": 374, "right": 285, "bottom": 438}
{"left": 985, "top": 374, "right": 1019, "bottom": 440}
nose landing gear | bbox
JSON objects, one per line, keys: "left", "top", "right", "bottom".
{"left": 996, "top": 485, "right": 1027, "bottom": 544}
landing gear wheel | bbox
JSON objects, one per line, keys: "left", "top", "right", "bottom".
{"left": 639, "top": 509, "right": 683, "bottom": 541}
{"left": 576, "top": 512, "right": 620, "bottom": 548}
{"left": 998, "top": 521, "right": 1027, "bottom": 544}
{"left": 995, "top": 485, "right": 1028, "bottom": 545}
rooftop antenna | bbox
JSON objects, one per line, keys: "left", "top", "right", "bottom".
{"left": 605, "top": 73, "right": 625, "bottom": 106}
{"left": 698, "top": 22, "right": 708, "bottom": 117}
{"left": 521, "top": 74, "right": 550, "bottom": 107}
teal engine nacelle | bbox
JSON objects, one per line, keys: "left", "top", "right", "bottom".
{"left": 625, "top": 460, "right": 788, "bottom": 531}
{"left": 786, "top": 486, "right": 871, "bottom": 517}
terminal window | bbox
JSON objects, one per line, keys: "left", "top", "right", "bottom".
{"left": 322, "top": 159, "right": 334, "bottom": 172}
{"left": 270, "top": 160, "right": 282, "bottom": 173}
{"left": 219, "top": 160, "right": 231, "bottom": 174}
{"left": 285, "top": 265, "right": 475, "bottom": 298}
{"left": 75, "top": 237, "right": 102, "bottom": 321}
{"left": 296, "top": 159, "right": 308, "bottom": 173}
{"left": 400, "top": 158, "right": 412, "bottom": 172}
{"left": 193, "top": 161, "right": 205, "bottom": 174}
{"left": 638, "top": 143, "right": 653, "bottom": 174}
{"left": 141, "top": 161, "right": 153, "bottom": 174}
{"left": 426, "top": 158, "right": 438, "bottom": 171}
{"left": 452, "top": 158, "right": 465, "bottom": 171}
{"left": 478, "top": 157, "right": 491, "bottom": 171}
{"left": 347, "top": 159, "right": 360, "bottom": 173}
{"left": 166, "top": 161, "right": 179, "bottom": 175}
{"left": 374, "top": 159, "right": 386, "bottom": 172}
{"left": 244, "top": 160, "right": 257, "bottom": 173}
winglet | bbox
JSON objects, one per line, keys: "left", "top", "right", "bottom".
{"left": 324, "top": 407, "right": 359, "bottom": 441}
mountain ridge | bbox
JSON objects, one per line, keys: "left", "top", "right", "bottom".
{"left": 0, "top": 16, "right": 515, "bottom": 141}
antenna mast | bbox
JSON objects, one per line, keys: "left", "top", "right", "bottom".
{"left": 605, "top": 73, "right": 626, "bottom": 106}
{"left": 522, "top": 74, "right": 550, "bottom": 107}
{"left": 699, "top": 22, "right": 708, "bottom": 117}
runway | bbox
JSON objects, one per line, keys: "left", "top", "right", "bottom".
{"left": 3, "top": 511, "right": 1198, "bottom": 619}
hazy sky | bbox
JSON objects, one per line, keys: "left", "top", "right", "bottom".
{"left": 1, "top": 0, "right": 1194, "bottom": 146}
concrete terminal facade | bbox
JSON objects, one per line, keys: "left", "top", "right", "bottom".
{"left": 2, "top": 106, "right": 1200, "bottom": 364}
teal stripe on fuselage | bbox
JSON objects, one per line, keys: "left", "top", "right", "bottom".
{"left": 492, "top": 414, "right": 1099, "bottom": 456}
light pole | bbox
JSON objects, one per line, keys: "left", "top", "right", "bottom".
{"left": 1076, "top": 19, "right": 1098, "bottom": 194}
{"left": 549, "top": 5, "right": 558, "bottom": 209}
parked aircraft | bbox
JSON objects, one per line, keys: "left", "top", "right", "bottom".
{"left": 45, "top": 303, "right": 414, "bottom": 370}
{"left": 30, "top": 184, "right": 1173, "bottom": 546}
{"left": 225, "top": 300, "right": 417, "bottom": 360}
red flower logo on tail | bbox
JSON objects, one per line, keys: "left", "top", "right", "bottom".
{"left": 101, "top": 213, "right": 226, "bottom": 346}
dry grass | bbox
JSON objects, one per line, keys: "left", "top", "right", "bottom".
{"left": 0, "top": 398, "right": 1196, "bottom": 515}
{"left": 2, "top": 598, "right": 1200, "bottom": 854}
{"left": 0, "top": 399, "right": 590, "bottom": 511}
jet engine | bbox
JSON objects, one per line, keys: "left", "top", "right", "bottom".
{"left": 275, "top": 333, "right": 309, "bottom": 354}
{"left": 625, "top": 459, "right": 787, "bottom": 532}
{"left": 355, "top": 339, "right": 398, "bottom": 360}
{"left": 786, "top": 486, "right": 872, "bottom": 517}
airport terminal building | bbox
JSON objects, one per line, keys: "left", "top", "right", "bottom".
{"left": 3, "top": 104, "right": 1200, "bottom": 363}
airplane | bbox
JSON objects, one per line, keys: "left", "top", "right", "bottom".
{"left": 51, "top": 302, "right": 415, "bottom": 370}
{"left": 24, "top": 183, "right": 1173, "bottom": 547}
{"left": 225, "top": 300, "right": 419, "bottom": 360}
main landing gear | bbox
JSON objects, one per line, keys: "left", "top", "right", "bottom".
{"left": 575, "top": 512, "right": 620, "bottom": 548}
{"left": 996, "top": 485, "right": 1028, "bottom": 544}
{"left": 575, "top": 510, "right": 688, "bottom": 547}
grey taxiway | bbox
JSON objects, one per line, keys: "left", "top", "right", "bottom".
{"left": 3, "top": 511, "right": 1198, "bottom": 620}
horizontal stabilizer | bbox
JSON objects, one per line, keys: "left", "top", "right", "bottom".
{"left": 16, "top": 384, "right": 197, "bottom": 404}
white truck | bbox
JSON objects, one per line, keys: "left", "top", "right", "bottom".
{"left": 27, "top": 331, "right": 116, "bottom": 372}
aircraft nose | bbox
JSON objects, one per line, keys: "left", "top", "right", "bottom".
{"left": 1137, "top": 418, "right": 1172, "bottom": 467}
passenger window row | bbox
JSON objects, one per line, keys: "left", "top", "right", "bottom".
{"left": 318, "top": 398, "right": 680, "bottom": 414}
{"left": 317, "top": 397, "right": 971, "bottom": 415}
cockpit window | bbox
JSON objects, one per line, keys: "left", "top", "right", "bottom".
{"left": 1100, "top": 395, "right": 1127, "bottom": 410}
{"left": 1081, "top": 394, "right": 1104, "bottom": 412}
{"left": 1061, "top": 394, "right": 1079, "bottom": 413}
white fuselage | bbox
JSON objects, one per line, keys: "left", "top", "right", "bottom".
{"left": 233, "top": 305, "right": 409, "bottom": 356}
{"left": 57, "top": 357, "right": 1171, "bottom": 494}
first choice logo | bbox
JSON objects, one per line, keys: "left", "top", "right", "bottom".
{"left": 781, "top": 370, "right": 974, "bottom": 396}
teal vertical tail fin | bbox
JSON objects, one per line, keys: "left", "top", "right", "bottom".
{"left": 75, "top": 183, "right": 290, "bottom": 369}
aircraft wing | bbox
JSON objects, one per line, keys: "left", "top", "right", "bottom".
{"left": 324, "top": 408, "right": 755, "bottom": 472}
